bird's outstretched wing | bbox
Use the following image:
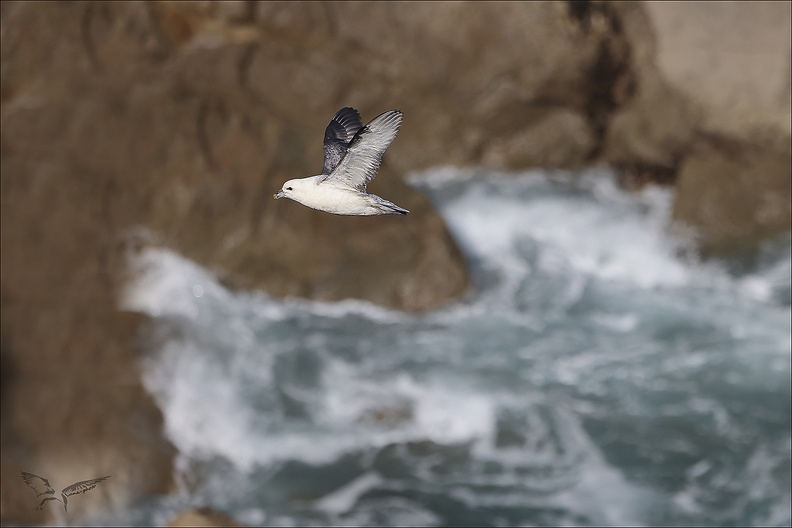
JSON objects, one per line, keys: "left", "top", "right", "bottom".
{"left": 322, "top": 107, "right": 363, "bottom": 175}
{"left": 61, "top": 475, "right": 111, "bottom": 497}
{"left": 20, "top": 472, "right": 55, "bottom": 497}
{"left": 319, "top": 109, "right": 402, "bottom": 191}
{"left": 34, "top": 496, "right": 62, "bottom": 511}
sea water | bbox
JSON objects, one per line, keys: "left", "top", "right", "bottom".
{"left": 107, "top": 167, "right": 790, "bottom": 527}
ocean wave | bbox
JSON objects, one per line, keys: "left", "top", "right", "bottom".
{"left": 116, "top": 166, "right": 790, "bottom": 527}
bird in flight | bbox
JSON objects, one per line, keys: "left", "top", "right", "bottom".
{"left": 274, "top": 107, "right": 409, "bottom": 216}
{"left": 21, "top": 471, "right": 111, "bottom": 513}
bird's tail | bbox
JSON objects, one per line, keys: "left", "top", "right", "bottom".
{"left": 385, "top": 203, "right": 409, "bottom": 215}
{"left": 373, "top": 196, "right": 409, "bottom": 215}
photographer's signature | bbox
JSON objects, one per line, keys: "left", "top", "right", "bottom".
{"left": 21, "top": 471, "right": 110, "bottom": 512}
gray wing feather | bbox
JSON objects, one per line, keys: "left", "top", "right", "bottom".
{"left": 319, "top": 109, "right": 403, "bottom": 191}
{"left": 61, "top": 475, "right": 111, "bottom": 497}
{"left": 21, "top": 471, "right": 55, "bottom": 496}
{"left": 322, "top": 107, "right": 363, "bottom": 175}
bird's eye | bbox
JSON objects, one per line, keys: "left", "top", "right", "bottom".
{"left": 287, "top": 187, "right": 293, "bottom": 191}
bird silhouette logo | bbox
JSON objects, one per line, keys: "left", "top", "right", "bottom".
{"left": 21, "top": 471, "right": 110, "bottom": 513}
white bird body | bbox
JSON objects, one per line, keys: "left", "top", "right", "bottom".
{"left": 274, "top": 108, "right": 409, "bottom": 216}
{"left": 278, "top": 175, "right": 406, "bottom": 216}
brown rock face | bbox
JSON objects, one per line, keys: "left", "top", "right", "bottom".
{"left": 605, "top": 1, "right": 791, "bottom": 251}
{"left": 1, "top": 1, "right": 474, "bottom": 314}
{"left": 167, "top": 507, "right": 245, "bottom": 528}
{"left": 672, "top": 137, "right": 792, "bottom": 256}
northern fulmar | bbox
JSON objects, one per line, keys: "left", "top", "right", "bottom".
{"left": 274, "top": 107, "right": 408, "bottom": 216}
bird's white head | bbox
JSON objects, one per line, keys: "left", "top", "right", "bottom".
{"left": 273, "top": 178, "right": 312, "bottom": 202}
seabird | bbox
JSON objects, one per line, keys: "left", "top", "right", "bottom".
{"left": 274, "top": 107, "right": 409, "bottom": 216}
{"left": 21, "top": 471, "right": 110, "bottom": 513}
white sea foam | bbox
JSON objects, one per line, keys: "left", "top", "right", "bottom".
{"left": 123, "top": 247, "right": 495, "bottom": 472}
{"left": 314, "top": 472, "right": 383, "bottom": 515}
{"left": 117, "top": 166, "right": 790, "bottom": 527}
{"left": 411, "top": 166, "right": 693, "bottom": 290}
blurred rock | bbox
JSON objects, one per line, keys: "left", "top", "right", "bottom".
{"left": 672, "top": 137, "right": 792, "bottom": 256}
{"left": 167, "top": 507, "right": 246, "bottom": 527}
{"left": 605, "top": 1, "right": 791, "bottom": 251}
{"left": 647, "top": 2, "right": 791, "bottom": 140}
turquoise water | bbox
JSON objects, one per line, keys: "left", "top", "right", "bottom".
{"left": 109, "top": 167, "right": 790, "bottom": 527}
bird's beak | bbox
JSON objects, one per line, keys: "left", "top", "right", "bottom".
{"left": 274, "top": 189, "right": 285, "bottom": 199}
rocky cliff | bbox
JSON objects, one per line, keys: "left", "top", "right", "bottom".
{"left": 1, "top": 1, "right": 789, "bottom": 523}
